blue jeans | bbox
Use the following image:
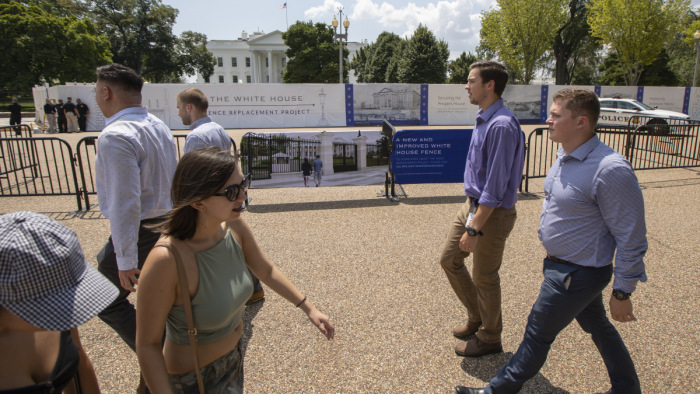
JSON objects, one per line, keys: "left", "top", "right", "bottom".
{"left": 97, "top": 218, "right": 163, "bottom": 351}
{"left": 486, "top": 258, "right": 641, "bottom": 394}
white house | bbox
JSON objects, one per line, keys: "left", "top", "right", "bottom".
{"left": 198, "top": 30, "right": 367, "bottom": 84}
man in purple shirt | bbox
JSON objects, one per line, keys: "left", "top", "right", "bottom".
{"left": 456, "top": 88, "right": 646, "bottom": 394}
{"left": 439, "top": 61, "right": 525, "bottom": 358}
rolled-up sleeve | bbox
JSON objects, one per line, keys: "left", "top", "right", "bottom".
{"left": 596, "top": 162, "right": 648, "bottom": 293}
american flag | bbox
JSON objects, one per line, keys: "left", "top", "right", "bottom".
{"left": 280, "top": 2, "right": 286, "bottom": 9}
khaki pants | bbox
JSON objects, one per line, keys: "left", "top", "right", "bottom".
{"left": 66, "top": 112, "right": 78, "bottom": 132}
{"left": 439, "top": 200, "right": 517, "bottom": 343}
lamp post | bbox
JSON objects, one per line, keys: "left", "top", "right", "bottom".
{"left": 331, "top": 8, "right": 350, "bottom": 84}
{"left": 693, "top": 30, "right": 700, "bottom": 87}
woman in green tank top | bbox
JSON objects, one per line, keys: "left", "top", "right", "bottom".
{"left": 136, "top": 147, "right": 335, "bottom": 394}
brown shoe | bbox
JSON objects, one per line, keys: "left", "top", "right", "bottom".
{"left": 455, "top": 336, "right": 503, "bottom": 357}
{"left": 452, "top": 321, "right": 482, "bottom": 341}
{"left": 246, "top": 289, "right": 265, "bottom": 305}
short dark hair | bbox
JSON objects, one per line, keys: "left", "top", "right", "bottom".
{"left": 154, "top": 147, "right": 239, "bottom": 240}
{"left": 96, "top": 63, "right": 144, "bottom": 93}
{"left": 470, "top": 61, "right": 509, "bottom": 97}
{"left": 177, "top": 88, "right": 208, "bottom": 112}
{"left": 552, "top": 88, "right": 600, "bottom": 128}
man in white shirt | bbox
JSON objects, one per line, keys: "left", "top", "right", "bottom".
{"left": 94, "top": 63, "right": 178, "bottom": 351}
{"left": 176, "top": 88, "right": 232, "bottom": 154}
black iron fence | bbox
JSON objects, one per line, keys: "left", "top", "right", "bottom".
{"left": 522, "top": 120, "right": 700, "bottom": 193}
{"left": 366, "top": 143, "right": 389, "bottom": 167}
{"left": 241, "top": 133, "right": 320, "bottom": 180}
{"left": 333, "top": 142, "right": 357, "bottom": 172}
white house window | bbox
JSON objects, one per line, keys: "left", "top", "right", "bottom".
{"left": 246, "top": 57, "right": 251, "bottom": 67}
{"left": 217, "top": 57, "right": 223, "bottom": 67}
{"left": 218, "top": 75, "right": 224, "bottom": 83}
{"left": 246, "top": 75, "right": 251, "bottom": 83}
{"left": 231, "top": 57, "right": 237, "bottom": 67}
{"left": 233, "top": 75, "right": 238, "bottom": 83}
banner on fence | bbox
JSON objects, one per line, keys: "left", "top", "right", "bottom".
{"left": 391, "top": 128, "right": 472, "bottom": 184}
{"left": 34, "top": 83, "right": 700, "bottom": 132}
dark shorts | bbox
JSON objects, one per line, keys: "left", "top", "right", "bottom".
{"left": 168, "top": 341, "right": 244, "bottom": 394}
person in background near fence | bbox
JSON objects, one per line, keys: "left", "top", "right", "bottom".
{"left": 302, "top": 157, "right": 312, "bottom": 187}
{"left": 56, "top": 99, "right": 67, "bottom": 133}
{"left": 439, "top": 61, "right": 525, "bottom": 358}
{"left": 456, "top": 88, "right": 647, "bottom": 394}
{"left": 312, "top": 155, "right": 323, "bottom": 187}
{"left": 63, "top": 97, "right": 79, "bottom": 133}
{"left": 76, "top": 98, "right": 89, "bottom": 132}
{"left": 176, "top": 87, "right": 264, "bottom": 304}
{"left": 94, "top": 63, "right": 178, "bottom": 356}
{"left": 0, "top": 211, "right": 119, "bottom": 393}
{"left": 43, "top": 98, "right": 57, "bottom": 133}
{"left": 136, "top": 147, "right": 334, "bottom": 393}
{"left": 8, "top": 97, "right": 21, "bottom": 135}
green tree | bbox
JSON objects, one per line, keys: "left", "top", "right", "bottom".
{"left": 447, "top": 51, "right": 479, "bottom": 84}
{"left": 553, "top": 0, "right": 601, "bottom": 84}
{"left": 282, "top": 21, "right": 344, "bottom": 83}
{"left": 90, "top": 0, "right": 179, "bottom": 80}
{"left": 175, "top": 31, "right": 216, "bottom": 83}
{"left": 587, "top": 0, "right": 690, "bottom": 86}
{"left": 349, "top": 45, "right": 371, "bottom": 82}
{"left": 480, "top": 0, "right": 568, "bottom": 84}
{"left": 397, "top": 24, "right": 449, "bottom": 83}
{"left": 0, "top": 2, "right": 111, "bottom": 90}
{"left": 366, "top": 32, "right": 403, "bottom": 83}
{"left": 597, "top": 52, "right": 626, "bottom": 85}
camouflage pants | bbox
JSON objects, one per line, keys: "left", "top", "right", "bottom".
{"left": 168, "top": 341, "right": 244, "bottom": 394}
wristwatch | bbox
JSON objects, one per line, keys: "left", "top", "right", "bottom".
{"left": 612, "top": 289, "right": 631, "bottom": 301}
{"left": 465, "top": 226, "right": 483, "bottom": 237}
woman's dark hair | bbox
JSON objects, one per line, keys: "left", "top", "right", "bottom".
{"left": 154, "top": 147, "right": 239, "bottom": 240}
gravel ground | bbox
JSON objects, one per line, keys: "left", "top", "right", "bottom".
{"left": 1, "top": 128, "right": 699, "bottom": 393}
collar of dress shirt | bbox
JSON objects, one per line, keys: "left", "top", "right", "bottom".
{"left": 475, "top": 99, "right": 505, "bottom": 126}
{"left": 104, "top": 106, "right": 148, "bottom": 127}
{"left": 189, "top": 116, "right": 212, "bottom": 130}
{"left": 557, "top": 134, "right": 601, "bottom": 162}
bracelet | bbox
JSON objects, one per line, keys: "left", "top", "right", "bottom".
{"left": 295, "top": 296, "right": 307, "bottom": 308}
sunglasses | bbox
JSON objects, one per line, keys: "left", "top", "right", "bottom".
{"left": 213, "top": 173, "right": 252, "bottom": 202}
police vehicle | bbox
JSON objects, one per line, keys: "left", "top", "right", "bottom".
{"left": 598, "top": 97, "right": 689, "bottom": 135}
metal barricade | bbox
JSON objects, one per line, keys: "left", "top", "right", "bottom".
{"left": 522, "top": 119, "right": 700, "bottom": 193}
{"left": 0, "top": 137, "right": 82, "bottom": 210}
{"left": 74, "top": 134, "right": 239, "bottom": 210}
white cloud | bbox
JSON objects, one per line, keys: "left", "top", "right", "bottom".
{"left": 303, "top": 0, "right": 497, "bottom": 59}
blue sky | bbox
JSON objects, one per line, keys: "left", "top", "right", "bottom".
{"left": 164, "top": 0, "right": 496, "bottom": 60}
{"left": 164, "top": 0, "right": 700, "bottom": 61}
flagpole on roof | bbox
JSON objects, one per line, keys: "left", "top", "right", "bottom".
{"left": 280, "top": 2, "right": 288, "bottom": 30}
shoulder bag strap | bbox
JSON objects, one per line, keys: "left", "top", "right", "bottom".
{"left": 157, "top": 242, "right": 205, "bottom": 394}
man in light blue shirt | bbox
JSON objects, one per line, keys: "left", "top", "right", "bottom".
{"left": 457, "top": 88, "right": 646, "bottom": 394}
{"left": 176, "top": 88, "right": 232, "bottom": 154}
{"left": 94, "top": 63, "right": 178, "bottom": 351}
{"left": 440, "top": 61, "right": 525, "bottom": 358}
